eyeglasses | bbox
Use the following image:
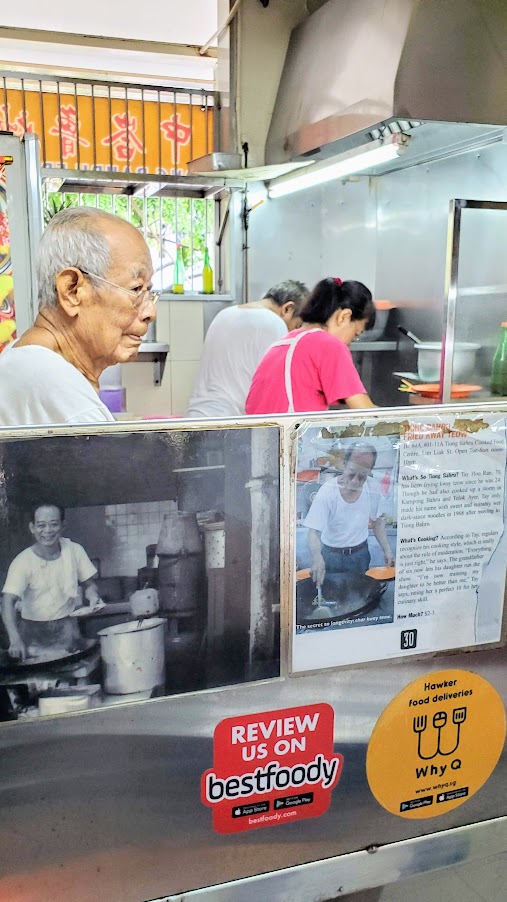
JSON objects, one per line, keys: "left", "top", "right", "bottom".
{"left": 79, "top": 269, "right": 160, "bottom": 310}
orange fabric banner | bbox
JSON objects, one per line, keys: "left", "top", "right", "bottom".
{"left": 0, "top": 89, "right": 212, "bottom": 175}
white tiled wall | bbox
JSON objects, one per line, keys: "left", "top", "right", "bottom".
{"left": 170, "top": 360, "right": 201, "bottom": 414}
{"left": 122, "top": 300, "right": 205, "bottom": 418}
{"left": 65, "top": 500, "right": 177, "bottom": 577}
{"left": 168, "top": 301, "right": 204, "bottom": 360}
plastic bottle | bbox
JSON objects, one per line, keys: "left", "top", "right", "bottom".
{"left": 202, "top": 247, "right": 214, "bottom": 294}
{"left": 172, "top": 244, "right": 185, "bottom": 294}
{"left": 491, "top": 322, "right": 507, "bottom": 395}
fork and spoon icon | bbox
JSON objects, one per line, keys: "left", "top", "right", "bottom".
{"left": 413, "top": 707, "right": 467, "bottom": 760}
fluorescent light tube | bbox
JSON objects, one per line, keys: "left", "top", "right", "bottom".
{"left": 268, "top": 136, "right": 410, "bottom": 199}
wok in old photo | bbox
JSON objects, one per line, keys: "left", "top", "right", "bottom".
{"left": 0, "top": 425, "right": 280, "bottom": 723}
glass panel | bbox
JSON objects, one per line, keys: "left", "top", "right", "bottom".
{"left": 452, "top": 205, "right": 507, "bottom": 400}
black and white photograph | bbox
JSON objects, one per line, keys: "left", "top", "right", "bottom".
{"left": 0, "top": 425, "right": 280, "bottom": 723}
{"left": 294, "top": 426, "right": 399, "bottom": 643}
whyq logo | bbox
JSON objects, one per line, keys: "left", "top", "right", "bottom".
{"left": 201, "top": 703, "right": 344, "bottom": 834}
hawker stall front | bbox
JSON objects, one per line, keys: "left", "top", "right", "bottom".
{"left": 0, "top": 402, "right": 505, "bottom": 902}
{"left": 0, "top": 1, "right": 507, "bottom": 900}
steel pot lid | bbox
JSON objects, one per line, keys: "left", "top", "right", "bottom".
{"left": 98, "top": 617, "right": 166, "bottom": 637}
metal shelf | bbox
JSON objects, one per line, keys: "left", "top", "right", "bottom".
{"left": 159, "top": 292, "right": 233, "bottom": 303}
{"left": 351, "top": 341, "right": 398, "bottom": 352}
{"left": 138, "top": 342, "right": 169, "bottom": 354}
{"left": 136, "top": 342, "right": 169, "bottom": 385}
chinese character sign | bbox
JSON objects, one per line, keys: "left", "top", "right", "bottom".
{"left": 0, "top": 104, "right": 34, "bottom": 139}
{"left": 160, "top": 114, "right": 192, "bottom": 166}
{"left": 102, "top": 112, "right": 144, "bottom": 163}
{"left": 0, "top": 88, "right": 212, "bottom": 175}
{"left": 49, "top": 105, "right": 90, "bottom": 159}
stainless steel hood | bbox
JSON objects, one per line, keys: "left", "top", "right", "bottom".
{"left": 265, "top": 0, "right": 507, "bottom": 172}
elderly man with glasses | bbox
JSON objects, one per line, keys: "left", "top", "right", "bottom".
{"left": 0, "top": 207, "right": 158, "bottom": 426}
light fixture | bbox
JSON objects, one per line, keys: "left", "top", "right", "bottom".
{"left": 44, "top": 176, "right": 64, "bottom": 193}
{"left": 267, "top": 135, "right": 410, "bottom": 199}
{"left": 132, "top": 181, "right": 162, "bottom": 198}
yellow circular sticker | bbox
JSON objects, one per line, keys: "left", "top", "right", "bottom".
{"left": 367, "top": 669, "right": 506, "bottom": 819}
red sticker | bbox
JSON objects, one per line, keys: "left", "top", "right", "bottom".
{"left": 201, "top": 703, "right": 343, "bottom": 833}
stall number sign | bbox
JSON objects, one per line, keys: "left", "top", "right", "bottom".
{"left": 367, "top": 669, "right": 506, "bottom": 819}
{"left": 201, "top": 703, "right": 343, "bottom": 833}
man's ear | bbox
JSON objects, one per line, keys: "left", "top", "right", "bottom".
{"left": 281, "top": 301, "right": 295, "bottom": 320}
{"left": 54, "top": 267, "right": 87, "bottom": 318}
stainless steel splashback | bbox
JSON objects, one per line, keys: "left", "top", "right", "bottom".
{"left": 266, "top": 0, "right": 507, "bottom": 168}
{"left": 375, "top": 139, "right": 507, "bottom": 383}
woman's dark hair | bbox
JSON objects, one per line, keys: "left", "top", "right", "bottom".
{"left": 300, "top": 278, "right": 375, "bottom": 329}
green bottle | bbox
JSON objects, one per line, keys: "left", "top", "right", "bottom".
{"left": 491, "top": 322, "right": 507, "bottom": 396}
{"left": 202, "top": 247, "right": 214, "bottom": 294}
{"left": 173, "top": 244, "right": 185, "bottom": 294}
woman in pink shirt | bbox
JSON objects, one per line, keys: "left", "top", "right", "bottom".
{"left": 245, "top": 277, "right": 376, "bottom": 414}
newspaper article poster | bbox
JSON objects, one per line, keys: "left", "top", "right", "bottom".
{"left": 292, "top": 415, "right": 507, "bottom": 673}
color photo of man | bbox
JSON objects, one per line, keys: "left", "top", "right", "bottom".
{"left": 305, "top": 441, "right": 395, "bottom": 587}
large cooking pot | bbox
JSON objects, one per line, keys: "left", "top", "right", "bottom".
{"left": 296, "top": 572, "right": 385, "bottom": 626}
{"left": 98, "top": 617, "right": 166, "bottom": 695}
{"left": 415, "top": 342, "right": 479, "bottom": 382}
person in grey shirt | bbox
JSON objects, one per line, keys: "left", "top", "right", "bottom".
{"left": 186, "top": 280, "right": 309, "bottom": 419}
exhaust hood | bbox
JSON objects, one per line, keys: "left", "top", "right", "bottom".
{"left": 265, "top": 0, "right": 507, "bottom": 177}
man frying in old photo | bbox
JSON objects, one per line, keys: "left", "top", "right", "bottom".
{"left": 305, "top": 442, "right": 395, "bottom": 587}
{"left": 1, "top": 503, "right": 102, "bottom": 661}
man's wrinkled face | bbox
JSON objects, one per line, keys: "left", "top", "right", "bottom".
{"left": 339, "top": 452, "right": 375, "bottom": 497}
{"left": 79, "top": 221, "right": 155, "bottom": 366}
{"left": 29, "top": 505, "right": 63, "bottom": 547}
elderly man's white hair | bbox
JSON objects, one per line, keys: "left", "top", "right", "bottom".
{"left": 37, "top": 206, "right": 126, "bottom": 309}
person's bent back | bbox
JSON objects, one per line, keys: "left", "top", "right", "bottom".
{"left": 185, "top": 280, "right": 309, "bottom": 419}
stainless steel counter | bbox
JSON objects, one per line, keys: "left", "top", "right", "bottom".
{"left": 0, "top": 407, "right": 505, "bottom": 902}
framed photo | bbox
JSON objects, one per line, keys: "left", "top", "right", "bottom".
{"left": 292, "top": 415, "right": 507, "bottom": 672}
{"left": 0, "top": 424, "right": 280, "bottom": 722}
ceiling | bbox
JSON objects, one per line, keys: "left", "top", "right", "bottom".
{"left": 0, "top": 0, "right": 218, "bottom": 45}
{"left": 0, "top": 0, "right": 218, "bottom": 87}
{"left": 0, "top": 38, "right": 216, "bottom": 88}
